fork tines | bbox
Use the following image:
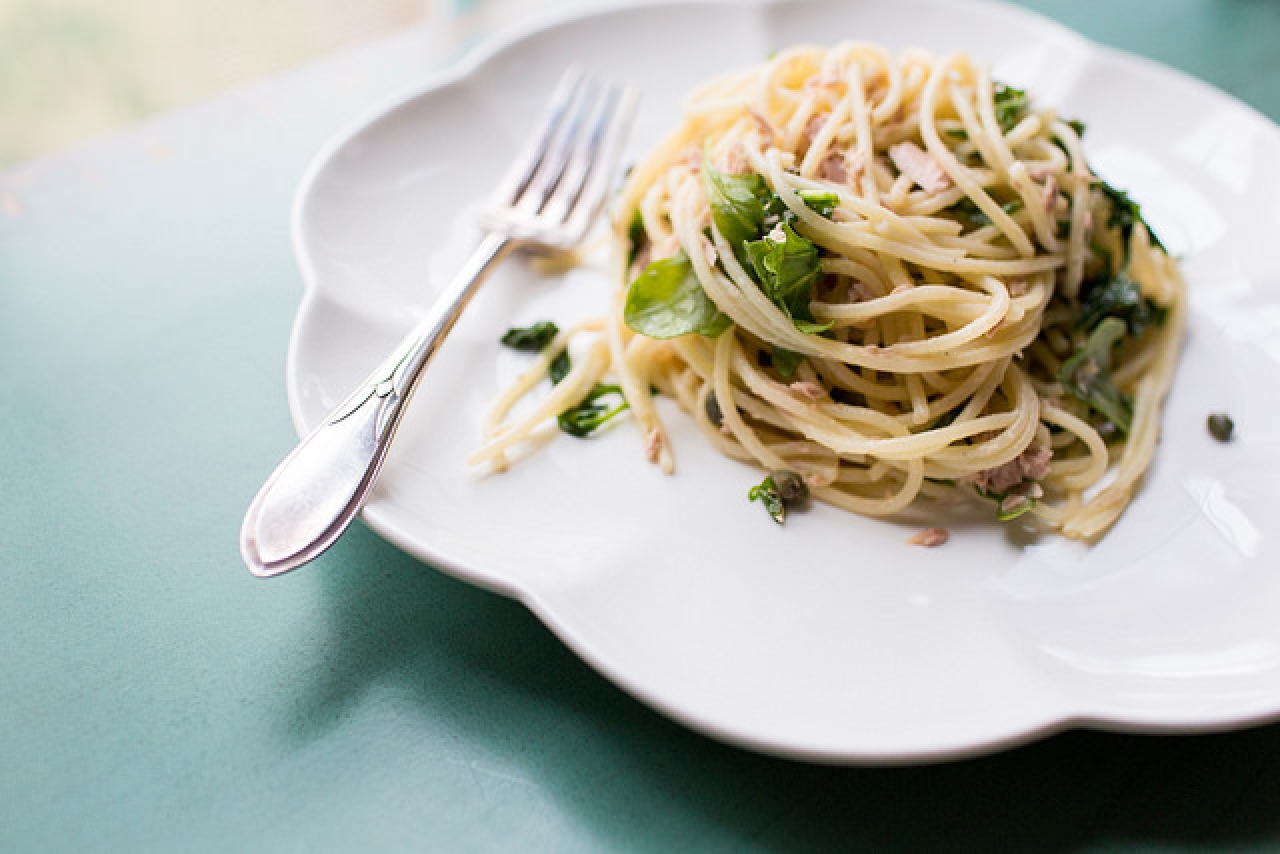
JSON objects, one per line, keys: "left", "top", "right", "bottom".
{"left": 483, "top": 67, "right": 638, "bottom": 250}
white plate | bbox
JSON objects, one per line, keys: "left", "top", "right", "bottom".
{"left": 288, "top": 0, "right": 1280, "bottom": 762}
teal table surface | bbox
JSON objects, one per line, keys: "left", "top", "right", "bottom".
{"left": 4, "top": 1, "right": 1280, "bottom": 850}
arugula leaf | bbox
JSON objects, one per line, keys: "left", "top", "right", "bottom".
{"left": 770, "top": 347, "right": 805, "bottom": 379}
{"left": 624, "top": 250, "right": 732, "bottom": 339}
{"left": 993, "top": 82, "right": 1029, "bottom": 133}
{"left": 1059, "top": 316, "right": 1133, "bottom": 434}
{"left": 744, "top": 223, "right": 820, "bottom": 306}
{"left": 1077, "top": 271, "right": 1166, "bottom": 336}
{"left": 557, "top": 383, "right": 629, "bottom": 438}
{"left": 1098, "top": 180, "right": 1167, "bottom": 253}
{"left": 742, "top": 223, "right": 831, "bottom": 331}
{"left": 549, "top": 349, "right": 572, "bottom": 385}
{"left": 701, "top": 160, "right": 832, "bottom": 336}
{"left": 798, "top": 190, "right": 839, "bottom": 219}
{"left": 501, "top": 321, "right": 559, "bottom": 352}
{"left": 626, "top": 209, "right": 647, "bottom": 267}
{"left": 748, "top": 476, "right": 787, "bottom": 524}
{"left": 541, "top": 348, "right": 629, "bottom": 437}
{"left": 945, "top": 197, "right": 1023, "bottom": 229}
{"left": 701, "top": 166, "right": 771, "bottom": 249}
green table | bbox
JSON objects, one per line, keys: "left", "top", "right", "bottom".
{"left": 4, "top": 1, "right": 1280, "bottom": 849}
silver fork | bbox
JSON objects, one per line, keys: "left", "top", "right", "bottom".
{"left": 241, "top": 68, "right": 637, "bottom": 577}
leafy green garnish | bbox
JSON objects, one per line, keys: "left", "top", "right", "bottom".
{"left": 624, "top": 250, "right": 732, "bottom": 339}
{"left": 1059, "top": 316, "right": 1133, "bottom": 434}
{"left": 546, "top": 348, "right": 629, "bottom": 438}
{"left": 993, "top": 82, "right": 1029, "bottom": 133}
{"left": 557, "top": 383, "right": 629, "bottom": 438}
{"left": 700, "top": 159, "right": 833, "bottom": 336}
{"left": 748, "top": 475, "right": 787, "bottom": 524}
{"left": 501, "top": 321, "right": 559, "bottom": 353}
{"left": 1067, "top": 118, "right": 1086, "bottom": 138}
{"left": 742, "top": 222, "right": 829, "bottom": 331}
{"left": 945, "top": 197, "right": 1023, "bottom": 229}
{"left": 1098, "top": 180, "right": 1167, "bottom": 253}
{"left": 770, "top": 347, "right": 805, "bottom": 379}
{"left": 626, "top": 209, "right": 647, "bottom": 267}
{"left": 797, "top": 190, "right": 839, "bottom": 219}
{"left": 702, "top": 167, "right": 772, "bottom": 250}
{"left": 1077, "top": 271, "right": 1166, "bottom": 337}
{"left": 549, "top": 350, "right": 572, "bottom": 385}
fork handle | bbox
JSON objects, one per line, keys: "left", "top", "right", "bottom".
{"left": 240, "top": 232, "right": 512, "bottom": 577}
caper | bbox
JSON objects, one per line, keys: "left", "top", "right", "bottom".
{"left": 1208, "top": 413, "right": 1235, "bottom": 442}
{"left": 705, "top": 390, "right": 723, "bottom": 427}
{"left": 770, "top": 469, "right": 810, "bottom": 507}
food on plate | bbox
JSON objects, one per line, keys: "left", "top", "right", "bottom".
{"left": 1207, "top": 413, "right": 1234, "bottom": 442}
{"left": 476, "top": 43, "right": 1186, "bottom": 540}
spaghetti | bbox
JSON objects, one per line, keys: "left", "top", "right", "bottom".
{"left": 474, "top": 44, "right": 1186, "bottom": 540}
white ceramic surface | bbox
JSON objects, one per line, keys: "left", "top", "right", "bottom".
{"left": 288, "top": 0, "right": 1280, "bottom": 762}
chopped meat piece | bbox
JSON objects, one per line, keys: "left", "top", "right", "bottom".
{"left": 643, "top": 427, "right": 663, "bottom": 463}
{"left": 1044, "top": 174, "right": 1059, "bottom": 213}
{"left": 908, "top": 527, "right": 950, "bottom": 547}
{"left": 724, "top": 143, "right": 749, "bottom": 175}
{"left": 788, "top": 381, "right": 826, "bottom": 401}
{"left": 888, "top": 141, "right": 952, "bottom": 192}
{"left": 847, "top": 280, "right": 877, "bottom": 302}
{"left": 969, "top": 443, "right": 1053, "bottom": 494}
{"left": 804, "top": 470, "right": 836, "bottom": 488}
{"left": 803, "top": 113, "right": 829, "bottom": 143}
{"left": 804, "top": 71, "right": 843, "bottom": 92}
{"left": 748, "top": 110, "right": 775, "bottom": 147}
{"left": 818, "top": 151, "right": 847, "bottom": 184}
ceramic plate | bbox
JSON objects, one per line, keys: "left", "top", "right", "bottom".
{"left": 288, "top": 0, "right": 1280, "bottom": 762}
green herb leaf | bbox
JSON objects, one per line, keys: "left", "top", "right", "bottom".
{"left": 501, "top": 321, "right": 559, "bottom": 352}
{"left": 945, "top": 197, "right": 1023, "bottom": 229}
{"left": 626, "top": 209, "right": 647, "bottom": 267}
{"left": 557, "top": 384, "right": 629, "bottom": 438}
{"left": 1077, "top": 271, "right": 1166, "bottom": 336}
{"left": 701, "top": 164, "right": 771, "bottom": 250}
{"left": 702, "top": 160, "right": 831, "bottom": 337}
{"left": 742, "top": 222, "right": 830, "bottom": 333}
{"left": 1098, "top": 180, "right": 1167, "bottom": 253}
{"left": 549, "top": 350, "right": 572, "bottom": 385}
{"left": 1067, "top": 118, "right": 1087, "bottom": 138}
{"left": 993, "top": 81, "right": 1030, "bottom": 133}
{"left": 770, "top": 347, "right": 805, "bottom": 379}
{"left": 624, "top": 250, "right": 732, "bottom": 339}
{"left": 797, "top": 190, "right": 839, "bottom": 219}
{"left": 1059, "top": 316, "right": 1133, "bottom": 434}
{"left": 748, "top": 475, "right": 786, "bottom": 524}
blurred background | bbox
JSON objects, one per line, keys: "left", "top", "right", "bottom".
{"left": 0, "top": 0, "right": 464, "bottom": 168}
